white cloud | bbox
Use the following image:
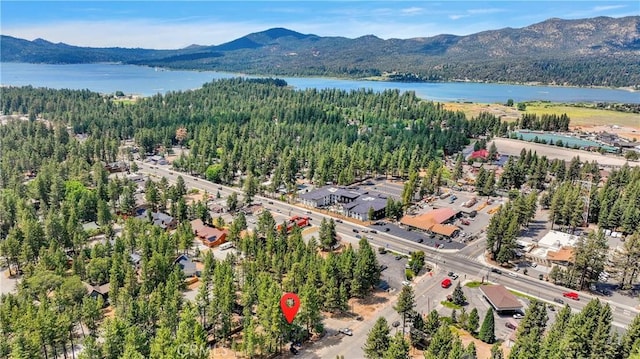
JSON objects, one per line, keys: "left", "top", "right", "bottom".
{"left": 401, "top": 7, "right": 424, "bottom": 15}
{"left": 592, "top": 5, "right": 626, "bottom": 12}
{"left": 449, "top": 14, "right": 469, "bottom": 20}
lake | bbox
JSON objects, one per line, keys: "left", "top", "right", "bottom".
{"left": 1, "top": 62, "right": 638, "bottom": 104}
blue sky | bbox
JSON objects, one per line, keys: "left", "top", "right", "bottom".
{"left": 1, "top": 1, "right": 638, "bottom": 49}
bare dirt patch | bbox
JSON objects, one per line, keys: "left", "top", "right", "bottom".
{"left": 573, "top": 124, "right": 640, "bottom": 142}
{"left": 443, "top": 102, "right": 521, "bottom": 122}
{"left": 348, "top": 290, "right": 392, "bottom": 320}
{"left": 185, "top": 191, "right": 206, "bottom": 205}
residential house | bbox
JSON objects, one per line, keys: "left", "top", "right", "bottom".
{"left": 191, "top": 219, "right": 228, "bottom": 247}
{"left": 83, "top": 282, "right": 110, "bottom": 303}
{"left": 136, "top": 210, "right": 177, "bottom": 230}
{"left": 174, "top": 254, "right": 199, "bottom": 277}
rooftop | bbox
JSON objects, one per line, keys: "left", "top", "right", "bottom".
{"left": 479, "top": 285, "right": 523, "bottom": 311}
{"left": 400, "top": 208, "right": 459, "bottom": 231}
{"left": 299, "top": 186, "right": 363, "bottom": 201}
{"left": 342, "top": 195, "right": 388, "bottom": 215}
{"left": 538, "top": 230, "right": 579, "bottom": 249}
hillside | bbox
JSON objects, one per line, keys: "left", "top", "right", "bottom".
{"left": 2, "top": 16, "right": 639, "bottom": 87}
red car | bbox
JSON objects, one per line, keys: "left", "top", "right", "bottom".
{"left": 441, "top": 278, "right": 452, "bottom": 288}
{"left": 562, "top": 292, "right": 579, "bottom": 300}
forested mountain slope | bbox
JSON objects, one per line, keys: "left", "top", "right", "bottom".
{"left": 2, "top": 16, "right": 639, "bottom": 87}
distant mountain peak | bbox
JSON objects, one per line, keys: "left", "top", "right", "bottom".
{"left": 257, "top": 27, "right": 310, "bottom": 40}
{"left": 33, "top": 38, "right": 53, "bottom": 45}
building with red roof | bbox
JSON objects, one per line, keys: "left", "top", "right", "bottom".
{"left": 470, "top": 149, "right": 489, "bottom": 160}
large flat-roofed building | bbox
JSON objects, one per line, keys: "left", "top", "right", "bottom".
{"left": 342, "top": 194, "right": 388, "bottom": 221}
{"left": 527, "top": 230, "right": 578, "bottom": 267}
{"left": 298, "top": 186, "right": 392, "bottom": 221}
{"left": 299, "top": 186, "right": 362, "bottom": 208}
{"left": 400, "top": 208, "right": 461, "bottom": 237}
{"left": 479, "top": 285, "right": 523, "bottom": 313}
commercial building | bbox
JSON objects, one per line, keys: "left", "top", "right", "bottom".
{"left": 526, "top": 230, "right": 577, "bottom": 267}
{"left": 298, "top": 186, "right": 392, "bottom": 221}
{"left": 400, "top": 208, "right": 461, "bottom": 237}
{"left": 479, "top": 285, "right": 523, "bottom": 313}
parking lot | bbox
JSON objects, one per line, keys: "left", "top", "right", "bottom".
{"left": 368, "top": 222, "right": 466, "bottom": 251}
{"left": 376, "top": 249, "right": 412, "bottom": 292}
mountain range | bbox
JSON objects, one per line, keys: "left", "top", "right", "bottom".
{"left": 2, "top": 16, "right": 639, "bottom": 87}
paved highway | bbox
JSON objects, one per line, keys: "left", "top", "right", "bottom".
{"left": 136, "top": 161, "right": 637, "bottom": 335}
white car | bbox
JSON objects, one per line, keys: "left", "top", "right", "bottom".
{"left": 401, "top": 280, "right": 411, "bottom": 286}
{"left": 513, "top": 313, "right": 525, "bottom": 319}
{"left": 338, "top": 328, "right": 353, "bottom": 336}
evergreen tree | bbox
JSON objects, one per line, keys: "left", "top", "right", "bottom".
{"left": 478, "top": 308, "right": 496, "bottom": 344}
{"left": 383, "top": 332, "right": 410, "bottom": 359}
{"left": 452, "top": 282, "right": 466, "bottom": 305}
{"left": 490, "top": 343, "right": 504, "bottom": 359}
{"left": 424, "top": 309, "right": 441, "bottom": 337}
{"left": 394, "top": 284, "right": 416, "bottom": 334}
{"left": 464, "top": 342, "right": 477, "bottom": 359}
{"left": 467, "top": 308, "right": 479, "bottom": 334}
{"left": 619, "top": 314, "right": 640, "bottom": 359}
{"left": 453, "top": 154, "right": 464, "bottom": 182}
{"left": 448, "top": 337, "right": 465, "bottom": 359}
{"left": 426, "top": 324, "right": 454, "bottom": 359}
{"left": 363, "top": 317, "right": 391, "bottom": 359}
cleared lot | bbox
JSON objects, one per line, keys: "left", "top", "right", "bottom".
{"left": 492, "top": 138, "right": 638, "bottom": 167}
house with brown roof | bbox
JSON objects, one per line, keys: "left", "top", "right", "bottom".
{"left": 400, "top": 208, "right": 460, "bottom": 237}
{"left": 83, "top": 282, "right": 110, "bottom": 303}
{"left": 479, "top": 285, "right": 523, "bottom": 313}
{"left": 190, "top": 219, "right": 228, "bottom": 248}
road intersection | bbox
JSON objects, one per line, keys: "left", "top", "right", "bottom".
{"left": 136, "top": 161, "right": 638, "bottom": 357}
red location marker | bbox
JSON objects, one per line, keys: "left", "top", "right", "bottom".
{"left": 280, "top": 292, "right": 300, "bottom": 324}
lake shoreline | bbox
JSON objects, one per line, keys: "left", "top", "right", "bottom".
{"left": 2, "top": 62, "right": 638, "bottom": 104}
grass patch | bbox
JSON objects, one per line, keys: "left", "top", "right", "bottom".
{"left": 523, "top": 101, "right": 640, "bottom": 128}
{"left": 465, "top": 281, "right": 488, "bottom": 288}
{"left": 509, "top": 289, "right": 537, "bottom": 301}
{"left": 441, "top": 301, "right": 463, "bottom": 310}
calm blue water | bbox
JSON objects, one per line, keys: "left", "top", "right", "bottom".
{"left": 1, "top": 62, "right": 639, "bottom": 103}
{"left": 514, "top": 131, "right": 618, "bottom": 152}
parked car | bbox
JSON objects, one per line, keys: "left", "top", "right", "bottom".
{"left": 336, "top": 219, "right": 343, "bottom": 223}
{"left": 513, "top": 312, "right": 525, "bottom": 319}
{"left": 392, "top": 321, "right": 401, "bottom": 328}
{"left": 379, "top": 265, "right": 388, "bottom": 272}
{"left": 338, "top": 328, "right": 353, "bottom": 336}
{"left": 352, "top": 229, "right": 359, "bottom": 233}
{"left": 538, "top": 274, "right": 544, "bottom": 280}
{"left": 384, "top": 227, "right": 391, "bottom": 232}
{"left": 401, "top": 280, "right": 411, "bottom": 286}
{"left": 441, "top": 278, "right": 452, "bottom": 288}
{"left": 505, "top": 321, "right": 518, "bottom": 330}
{"left": 370, "top": 230, "right": 377, "bottom": 234}
{"left": 530, "top": 262, "right": 538, "bottom": 268}
{"left": 563, "top": 292, "right": 580, "bottom": 300}
{"left": 395, "top": 254, "right": 403, "bottom": 260}
{"left": 355, "top": 234, "right": 361, "bottom": 239}
{"left": 491, "top": 268, "right": 503, "bottom": 274}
